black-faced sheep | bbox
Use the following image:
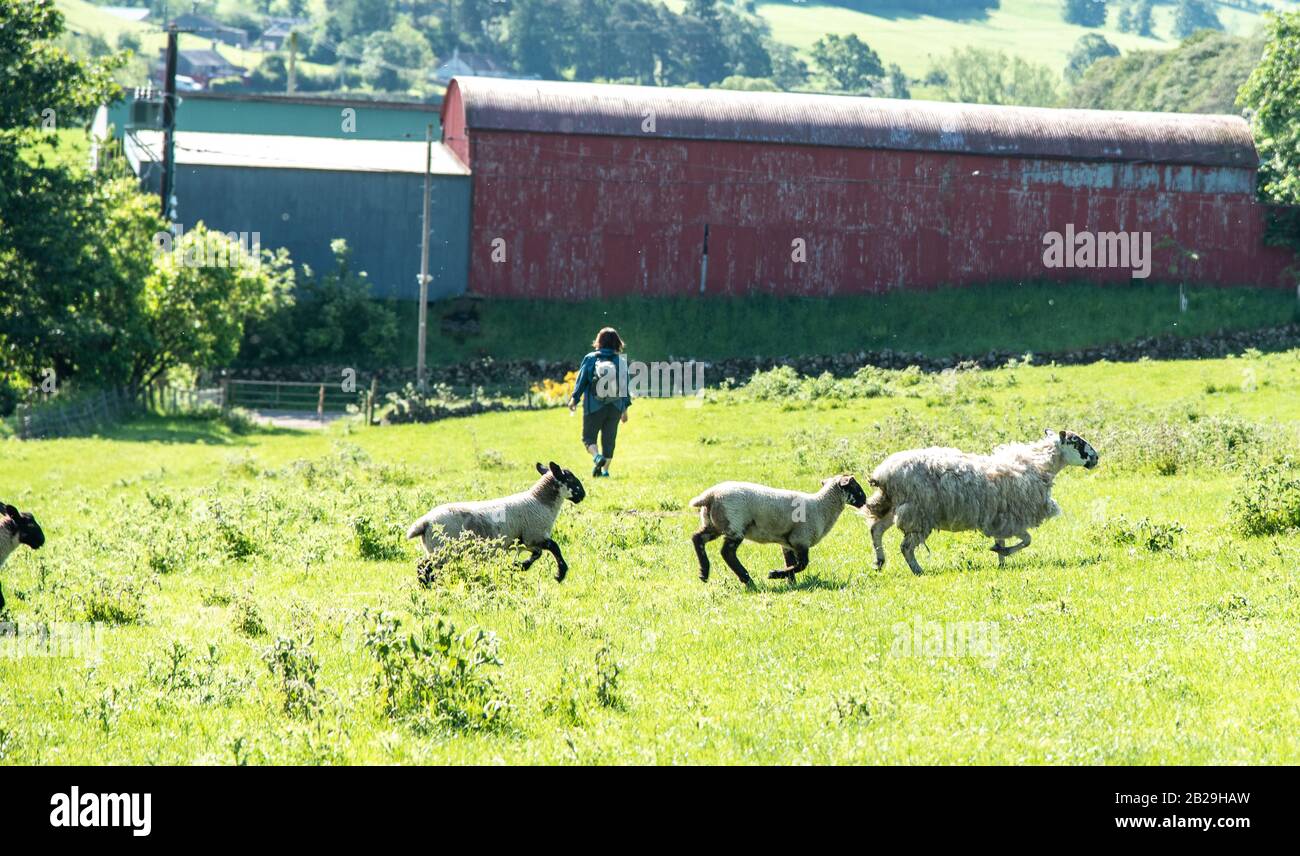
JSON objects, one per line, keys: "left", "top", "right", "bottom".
{"left": 865, "top": 430, "right": 1098, "bottom": 575}
{"left": 406, "top": 462, "right": 586, "bottom": 582}
{"left": 689, "top": 475, "right": 868, "bottom": 585}
{"left": 1, "top": 502, "right": 45, "bottom": 610}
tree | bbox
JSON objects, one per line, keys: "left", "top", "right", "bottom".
{"left": 1116, "top": 0, "right": 1154, "bottom": 36}
{"left": 811, "top": 33, "right": 885, "bottom": 92}
{"left": 506, "top": 0, "right": 569, "bottom": 80}
{"left": 0, "top": 0, "right": 290, "bottom": 400}
{"left": 1239, "top": 11, "right": 1300, "bottom": 205}
{"left": 888, "top": 63, "right": 911, "bottom": 99}
{"left": 360, "top": 17, "right": 434, "bottom": 91}
{"left": 1173, "top": 0, "right": 1223, "bottom": 39}
{"left": 1062, "top": 0, "right": 1107, "bottom": 27}
{"left": 930, "top": 47, "right": 1061, "bottom": 107}
{"left": 1065, "top": 33, "right": 1119, "bottom": 83}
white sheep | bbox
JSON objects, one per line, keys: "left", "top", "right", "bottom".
{"left": 689, "top": 475, "right": 868, "bottom": 585}
{"left": 405, "top": 462, "right": 586, "bottom": 582}
{"left": 1, "top": 502, "right": 46, "bottom": 611}
{"left": 865, "top": 430, "right": 1098, "bottom": 575}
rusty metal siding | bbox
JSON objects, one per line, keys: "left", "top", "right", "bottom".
{"left": 463, "top": 129, "right": 1293, "bottom": 299}
{"left": 449, "top": 77, "right": 1258, "bottom": 168}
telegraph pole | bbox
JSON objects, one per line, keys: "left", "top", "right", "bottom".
{"left": 159, "top": 24, "right": 179, "bottom": 219}
{"left": 416, "top": 123, "right": 433, "bottom": 393}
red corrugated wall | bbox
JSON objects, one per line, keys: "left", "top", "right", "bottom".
{"left": 457, "top": 129, "right": 1295, "bottom": 299}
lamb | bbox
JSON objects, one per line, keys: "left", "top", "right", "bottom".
{"left": 1, "top": 502, "right": 46, "bottom": 611}
{"left": 689, "top": 475, "right": 868, "bottom": 585}
{"left": 865, "top": 430, "right": 1098, "bottom": 575}
{"left": 405, "top": 461, "right": 586, "bottom": 583}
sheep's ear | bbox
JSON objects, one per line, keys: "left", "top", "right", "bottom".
{"left": 838, "top": 475, "right": 853, "bottom": 487}
{"left": 548, "top": 461, "right": 563, "bottom": 478}
{"left": 535, "top": 462, "right": 547, "bottom": 475}
{"left": 1058, "top": 430, "right": 1067, "bottom": 442}
{"left": 2, "top": 504, "right": 17, "bottom": 518}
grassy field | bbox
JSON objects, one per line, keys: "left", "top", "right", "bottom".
{"left": 404, "top": 282, "right": 1297, "bottom": 366}
{"left": 756, "top": 0, "right": 1297, "bottom": 80}
{"left": 4, "top": 348, "right": 1300, "bottom": 764}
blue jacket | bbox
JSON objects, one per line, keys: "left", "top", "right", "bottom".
{"left": 570, "top": 349, "right": 632, "bottom": 414}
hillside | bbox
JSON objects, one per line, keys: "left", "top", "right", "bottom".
{"left": 58, "top": 0, "right": 1298, "bottom": 96}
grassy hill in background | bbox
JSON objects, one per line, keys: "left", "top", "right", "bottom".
{"left": 59, "top": 0, "right": 1298, "bottom": 99}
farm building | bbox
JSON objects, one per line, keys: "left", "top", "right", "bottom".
{"left": 125, "top": 130, "right": 470, "bottom": 301}
{"left": 441, "top": 77, "right": 1296, "bottom": 299}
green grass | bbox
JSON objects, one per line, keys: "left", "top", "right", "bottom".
{"left": 405, "top": 282, "right": 1296, "bottom": 367}
{"left": 4, "top": 349, "right": 1300, "bottom": 763}
{"left": 756, "top": 0, "right": 1298, "bottom": 80}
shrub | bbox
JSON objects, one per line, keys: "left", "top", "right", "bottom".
{"left": 1105, "top": 516, "right": 1186, "bottom": 552}
{"left": 262, "top": 635, "right": 323, "bottom": 720}
{"left": 231, "top": 592, "right": 268, "bottom": 637}
{"left": 351, "top": 514, "right": 406, "bottom": 561}
{"left": 363, "top": 611, "right": 510, "bottom": 733}
{"left": 56, "top": 572, "right": 152, "bottom": 624}
{"left": 417, "top": 531, "right": 527, "bottom": 594}
{"left": 1232, "top": 459, "right": 1300, "bottom": 536}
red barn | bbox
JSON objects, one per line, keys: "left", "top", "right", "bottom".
{"left": 440, "top": 77, "right": 1295, "bottom": 299}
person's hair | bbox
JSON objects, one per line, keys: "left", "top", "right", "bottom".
{"left": 593, "top": 327, "right": 624, "bottom": 352}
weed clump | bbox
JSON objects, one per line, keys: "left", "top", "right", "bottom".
{"left": 1105, "top": 516, "right": 1186, "bottom": 552}
{"left": 363, "top": 611, "right": 510, "bottom": 734}
{"left": 1232, "top": 459, "right": 1300, "bottom": 537}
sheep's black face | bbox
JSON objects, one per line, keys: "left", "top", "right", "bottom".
{"left": 1055, "top": 431, "right": 1099, "bottom": 470}
{"left": 4, "top": 505, "right": 44, "bottom": 550}
{"left": 838, "top": 476, "right": 868, "bottom": 508}
{"left": 544, "top": 461, "right": 586, "bottom": 504}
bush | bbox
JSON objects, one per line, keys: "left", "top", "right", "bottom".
{"left": 1105, "top": 516, "right": 1186, "bottom": 552}
{"left": 1232, "top": 459, "right": 1300, "bottom": 536}
{"left": 363, "top": 611, "right": 510, "bottom": 734}
{"left": 55, "top": 572, "right": 153, "bottom": 624}
{"left": 262, "top": 635, "right": 323, "bottom": 720}
{"left": 417, "top": 531, "right": 529, "bottom": 594}
{"left": 351, "top": 514, "right": 406, "bottom": 561}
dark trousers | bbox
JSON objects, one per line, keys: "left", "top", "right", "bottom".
{"left": 582, "top": 405, "right": 621, "bottom": 458}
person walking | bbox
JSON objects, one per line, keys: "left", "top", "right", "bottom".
{"left": 568, "top": 327, "right": 631, "bottom": 478}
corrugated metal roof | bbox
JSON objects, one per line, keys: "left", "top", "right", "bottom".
{"left": 125, "top": 131, "right": 469, "bottom": 175}
{"left": 448, "top": 77, "right": 1257, "bottom": 168}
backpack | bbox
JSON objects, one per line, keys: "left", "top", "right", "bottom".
{"left": 592, "top": 353, "right": 624, "bottom": 404}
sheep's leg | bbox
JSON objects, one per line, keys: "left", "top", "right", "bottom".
{"left": 520, "top": 548, "right": 543, "bottom": 570}
{"left": 719, "top": 537, "right": 753, "bottom": 587}
{"left": 993, "top": 532, "right": 1031, "bottom": 560}
{"left": 870, "top": 514, "right": 893, "bottom": 570}
{"left": 692, "top": 528, "right": 719, "bottom": 581}
{"left": 770, "top": 546, "right": 808, "bottom": 581}
{"left": 992, "top": 539, "right": 1006, "bottom": 568}
{"left": 0, "top": 581, "right": 5, "bottom": 611}
{"left": 541, "top": 538, "right": 569, "bottom": 582}
{"left": 901, "top": 530, "right": 927, "bottom": 576}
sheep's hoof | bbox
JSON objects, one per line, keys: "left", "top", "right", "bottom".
{"left": 554, "top": 565, "right": 568, "bottom": 583}
{"left": 768, "top": 569, "right": 794, "bottom": 580}
{"left": 698, "top": 569, "right": 709, "bottom": 582}
{"left": 737, "top": 574, "right": 754, "bottom": 587}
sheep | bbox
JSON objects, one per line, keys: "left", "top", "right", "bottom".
{"left": 865, "top": 430, "right": 1098, "bottom": 575}
{"left": 1, "top": 502, "right": 45, "bottom": 611}
{"left": 405, "top": 461, "right": 586, "bottom": 583}
{"left": 689, "top": 475, "right": 868, "bottom": 585}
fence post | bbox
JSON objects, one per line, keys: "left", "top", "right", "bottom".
{"left": 368, "top": 377, "right": 378, "bottom": 426}
{"left": 317, "top": 384, "right": 325, "bottom": 424}
{"left": 220, "top": 378, "right": 230, "bottom": 413}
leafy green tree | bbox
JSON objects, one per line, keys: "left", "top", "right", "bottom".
{"left": 768, "top": 40, "right": 809, "bottom": 90}
{"left": 0, "top": 1, "right": 291, "bottom": 398}
{"left": 1116, "top": 0, "right": 1154, "bottom": 36}
{"left": 931, "top": 47, "right": 1061, "bottom": 107}
{"left": 1173, "top": 0, "right": 1223, "bottom": 39}
{"left": 329, "top": 0, "right": 395, "bottom": 40}
{"left": 1062, "top": 0, "right": 1107, "bottom": 27}
{"left": 888, "top": 63, "right": 911, "bottom": 99}
{"left": 811, "top": 33, "right": 885, "bottom": 92}
{"left": 506, "top": 0, "right": 570, "bottom": 79}
{"left": 1065, "top": 33, "right": 1119, "bottom": 84}
{"left": 1239, "top": 11, "right": 1300, "bottom": 205}
{"left": 360, "top": 17, "right": 434, "bottom": 92}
